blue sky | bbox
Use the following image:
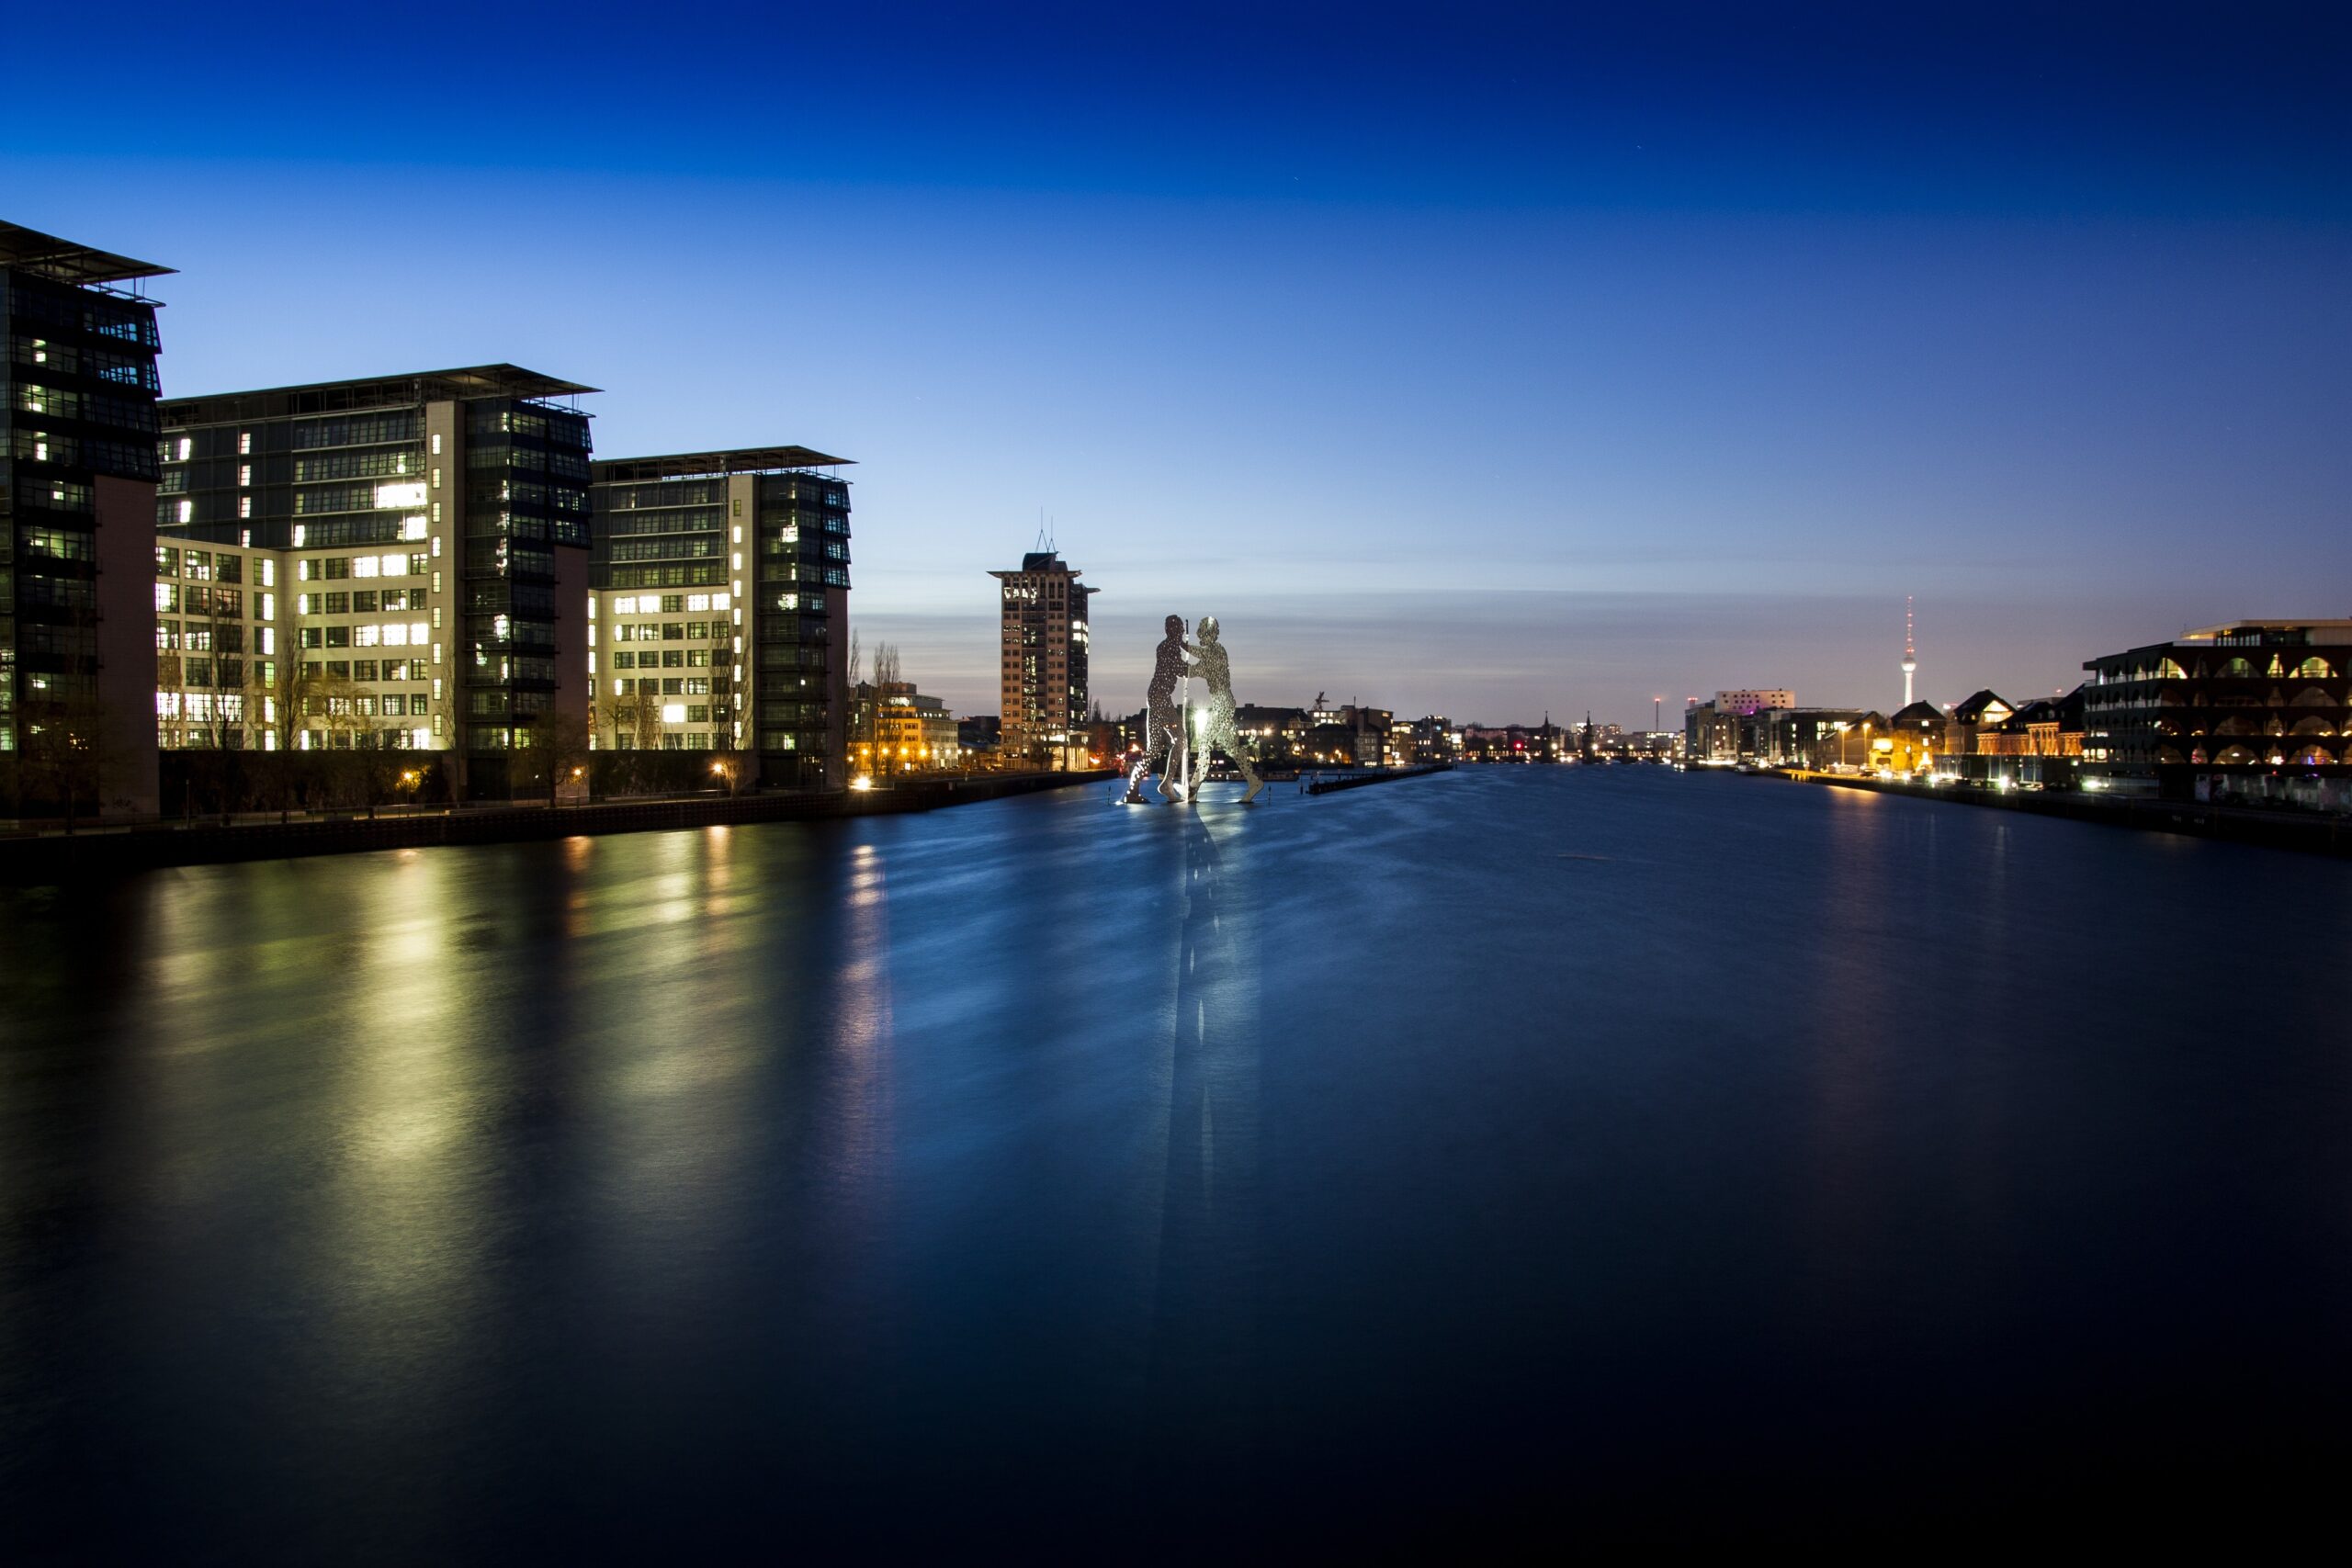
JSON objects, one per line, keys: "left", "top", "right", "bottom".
{"left": 7, "top": 1, "right": 2346, "bottom": 723}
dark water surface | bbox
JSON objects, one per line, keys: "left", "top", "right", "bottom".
{"left": 4, "top": 770, "right": 2348, "bottom": 1555}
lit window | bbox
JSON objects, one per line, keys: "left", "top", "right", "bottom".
{"left": 239, "top": 496, "right": 253, "bottom": 519}
{"left": 662, "top": 703, "right": 687, "bottom": 724}
{"left": 176, "top": 499, "right": 192, "bottom": 524}
{"left": 176, "top": 437, "right": 192, "bottom": 461}
{"left": 238, "top": 432, "right": 252, "bottom": 456}
{"left": 373, "top": 481, "right": 427, "bottom": 510}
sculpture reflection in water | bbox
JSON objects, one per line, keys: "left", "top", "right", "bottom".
{"left": 1125, "top": 615, "right": 1193, "bottom": 803}
{"left": 1184, "top": 616, "right": 1263, "bottom": 804}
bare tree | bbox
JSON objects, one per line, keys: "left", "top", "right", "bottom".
{"left": 18, "top": 678, "right": 119, "bottom": 833}
{"left": 187, "top": 582, "right": 249, "bottom": 820}
{"left": 242, "top": 642, "right": 314, "bottom": 822}
{"left": 522, "top": 707, "right": 592, "bottom": 806}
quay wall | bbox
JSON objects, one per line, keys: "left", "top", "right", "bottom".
{"left": 0, "top": 773, "right": 1114, "bottom": 886}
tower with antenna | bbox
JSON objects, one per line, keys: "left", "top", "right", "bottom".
{"left": 1900, "top": 596, "right": 1918, "bottom": 707}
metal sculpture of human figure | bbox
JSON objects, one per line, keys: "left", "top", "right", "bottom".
{"left": 1183, "top": 615, "right": 1264, "bottom": 803}
{"left": 1125, "top": 614, "right": 1192, "bottom": 803}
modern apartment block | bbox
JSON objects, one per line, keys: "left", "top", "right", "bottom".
{"left": 157, "top": 366, "right": 596, "bottom": 795}
{"left": 2083, "top": 619, "right": 2352, "bottom": 801}
{"left": 989, "top": 549, "right": 1094, "bottom": 764}
{"left": 589, "top": 448, "right": 850, "bottom": 787}
{"left": 1, "top": 221, "right": 169, "bottom": 814}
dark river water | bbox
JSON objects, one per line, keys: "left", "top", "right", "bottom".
{"left": 3, "top": 769, "right": 2347, "bottom": 1555}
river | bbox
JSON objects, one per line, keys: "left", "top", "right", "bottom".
{"left": 3, "top": 769, "right": 2346, "bottom": 1554}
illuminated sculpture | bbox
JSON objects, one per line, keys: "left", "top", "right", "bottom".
{"left": 1184, "top": 615, "right": 1263, "bottom": 803}
{"left": 1125, "top": 615, "right": 1193, "bottom": 803}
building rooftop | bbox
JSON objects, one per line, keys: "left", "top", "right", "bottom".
{"left": 2183, "top": 618, "right": 2352, "bottom": 641}
{"left": 992, "top": 552, "right": 1087, "bottom": 578}
{"left": 594, "top": 446, "right": 854, "bottom": 481}
{"left": 162, "top": 365, "right": 598, "bottom": 425}
{"left": 0, "top": 220, "right": 174, "bottom": 286}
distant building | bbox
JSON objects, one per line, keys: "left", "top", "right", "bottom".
{"left": 852, "top": 680, "right": 957, "bottom": 773}
{"left": 2084, "top": 620, "right": 2352, "bottom": 807}
{"left": 591, "top": 447, "right": 851, "bottom": 787}
{"left": 989, "top": 549, "right": 1094, "bottom": 765}
{"left": 2, "top": 220, "right": 169, "bottom": 815}
{"left": 957, "top": 714, "right": 1001, "bottom": 754}
{"left": 1883, "top": 699, "right": 1945, "bottom": 774}
{"left": 1683, "top": 699, "right": 1741, "bottom": 762}
{"left": 1755, "top": 707, "right": 1885, "bottom": 770}
{"left": 1235, "top": 704, "right": 1309, "bottom": 757}
{"left": 1403, "top": 715, "right": 1461, "bottom": 764}
{"left": 1940, "top": 690, "right": 2014, "bottom": 761}
{"left": 1714, "top": 688, "right": 1794, "bottom": 716}
{"left": 158, "top": 365, "right": 597, "bottom": 797}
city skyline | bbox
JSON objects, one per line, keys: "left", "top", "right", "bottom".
{"left": 6, "top": 1, "right": 2344, "bottom": 723}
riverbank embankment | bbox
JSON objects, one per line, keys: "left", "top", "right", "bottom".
{"left": 1774, "top": 770, "right": 2352, "bottom": 858}
{"left": 0, "top": 772, "right": 1114, "bottom": 885}
{"left": 1304, "top": 763, "right": 1455, "bottom": 795}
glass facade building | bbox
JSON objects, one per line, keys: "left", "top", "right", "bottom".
{"left": 1, "top": 221, "right": 168, "bottom": 811}
{"left": 589, "top": 447, "right": 851, "bottom": 787}
{"left": 157, "top": 367, "right": 595, "bottom": 795}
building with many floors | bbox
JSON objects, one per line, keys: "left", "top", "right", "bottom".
{"left": 1, "top": 221, "right": 168, "bottom": 814}
{"left": 156, "top": 366, "right": 596, "bottom": 796}
{"left": 589, "top": 447, "right": 851, "bottom": 787}
{"left": 990, "top": 549, "right": 1094, "bottom": 765}
{"left": 2083, "top": 620, "right": 2352, "bottom": 806}
{"left": 1714, "top": 688, "right": 1794, "bottom": 716}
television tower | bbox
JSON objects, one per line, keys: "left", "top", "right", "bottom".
{"left": 1900, "top": 596, "right": 1917, "bottom": 707}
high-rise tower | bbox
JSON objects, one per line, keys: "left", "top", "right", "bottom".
{"left": 989, "top": 548, "right": 1093, "bottom": 765}
{"left": 1901, "top": 596, "right": 1917, "bottom": 708}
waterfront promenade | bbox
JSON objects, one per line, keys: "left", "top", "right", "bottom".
{"left": 1769, "top": 767, "right": 2352, "bottom": 857}
{"left": 0, "top": 772, "right": 1113, "bottom": 884}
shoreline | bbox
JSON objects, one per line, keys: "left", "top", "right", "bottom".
{"left": 1767, "top": 769, "right": 2352, "bottom": 859}
{"left": 0, "top": 772, "right": 1115, "bottom": 886}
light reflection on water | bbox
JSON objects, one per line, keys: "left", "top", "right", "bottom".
{"left": 4, "top": 771, "right": 2352, "bottom": 1554}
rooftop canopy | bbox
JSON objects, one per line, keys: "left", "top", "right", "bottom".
{"left": 594, "top": 446, "right": 854, "bottom": 481}
{"left": 0, "top": 220, "right": 174, "bottom": 286}
{"left": 161, "top": 365, "right": 598, "bottom": 425}
{"left": 2183, "top": 618, "right": 2352, "bottom": 640}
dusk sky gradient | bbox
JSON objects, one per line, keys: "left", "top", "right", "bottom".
{"left": 7, "top": 1, "right": 2346, "bottom": 723}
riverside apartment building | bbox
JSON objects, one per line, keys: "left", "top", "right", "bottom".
{"left": 155, "top": 366, "right": 595, "bottom": 796}
{"left": 588, "top": 447, "right": 852, "bottom": 788}
{"left": 1, "top": 220, "right": 170, "bottom": 814}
